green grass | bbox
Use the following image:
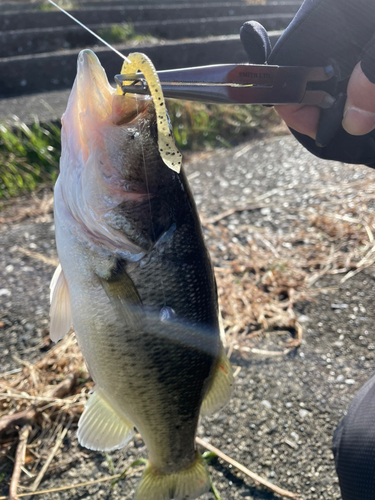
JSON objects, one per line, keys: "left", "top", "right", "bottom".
{"left": 0, "top": 103, "right": 279, "bottom": 200}
{"left": 97, "top": 24, "right": 154, "bottom": 44}
{"left": 167, "top": 100, "right": 279, "bottom": 151}
{"left": 0, "top": 119, "right": 61, "bottom": 200}
{"left": 39, "top": 0, "right": 76, "bottom": 11}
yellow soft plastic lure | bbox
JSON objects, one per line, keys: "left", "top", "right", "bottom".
{"left": 118, "top": 53, "right": 182, "bottom": 173}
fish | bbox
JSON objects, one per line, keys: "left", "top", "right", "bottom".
{"left": 50, "top": 49, "right": 233, "bottom": 500}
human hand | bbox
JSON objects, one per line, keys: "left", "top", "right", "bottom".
{"left": 241, "top": 0, "right": 375, "bottom": 167}
{"left": 276, "top": 61, "right": 375, "bottom": 140}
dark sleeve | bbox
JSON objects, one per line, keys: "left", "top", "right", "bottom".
{"left": 333, "top": 372, "right": 375, "bottom": 500}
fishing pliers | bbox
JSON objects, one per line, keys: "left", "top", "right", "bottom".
{"left": 118, "top": 0, "right": 375, "bottom": 167}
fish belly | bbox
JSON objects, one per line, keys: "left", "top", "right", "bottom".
{"left": 54, "top": 200, "right": 205, "bottom": 472}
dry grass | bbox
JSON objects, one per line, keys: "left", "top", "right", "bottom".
{"left": 2, "top": 168, "right": 375, "bottom": 497}
{"left": 200, "top": 175, "right": 375, "bottom": 360}
{"left": 0, "top": 334, "right": 88, "bottom": 438}
{"left": 0, "top": 335, "right": 87, "bottom": 495}
{"left": 0, "top": 189, "right": 53, "bottom": 225}
{"left": 0, "top": 335, "right": 301, "bottom": 499}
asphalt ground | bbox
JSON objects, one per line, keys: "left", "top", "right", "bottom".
{"left": 2, "top": 134, "right": 375, "bottom": 499}
{"left": 0, "top": 89, "right": 71, "bottom": 124}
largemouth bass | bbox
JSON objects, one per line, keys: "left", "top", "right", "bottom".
{"left": 50, "top": 49, "right": 233, "bottom": 500}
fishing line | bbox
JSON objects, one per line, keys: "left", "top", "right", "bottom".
{"left": 135, "top": 95, "right": 167, "bottom": 307}
{"left": 50, "top": 0, "right": 168, "bottom": 307}
{"left": 47, "top": 0, "right": 131, "bottom": 63}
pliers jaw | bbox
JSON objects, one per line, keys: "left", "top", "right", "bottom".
{"left": 115, "top": 63, "right": 337, "bottom": 108}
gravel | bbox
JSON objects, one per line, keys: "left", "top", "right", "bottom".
{"left": 2, "top": 134, "right": 375, "bottom": 499}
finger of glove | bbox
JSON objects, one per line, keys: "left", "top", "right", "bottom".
{"left": 343, "top": 62, "right": 375, "bottom": 136}
{"left": 240, "top": 21, "right": 271, "bottom": 64}
{"left": 343, "top": 36, "right": 375, "bottom": 135}
{"left": 268, "top": 0, "right": 375, "bottom": 75}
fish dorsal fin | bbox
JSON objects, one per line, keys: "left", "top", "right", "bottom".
{"left": 200, "top": 348, "right": 234, "bottom": 416}
{"left": 49, "top": 264, "right": 72, "bottom": 342}
{"left": 77, "top": 389, "right": 134, "bottom": 451}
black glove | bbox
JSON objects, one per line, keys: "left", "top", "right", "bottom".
{"left": 240, "top": 0, "right": 375, "bottom": 168}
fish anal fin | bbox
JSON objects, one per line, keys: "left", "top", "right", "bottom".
{"left": 77, "top": 389, "right": 134, "bottom": 451}
{"left": 200, "top": 349, "right": 234, "bottom": 416}
{"left": 136, "top": 452, "right": 210, "bottom": 500}
{"left": 49, "top": 264, "right": 72, "bottom": 342}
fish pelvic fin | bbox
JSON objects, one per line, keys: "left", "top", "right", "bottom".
{"left": 49, "top": 264, "right": 72, "bottom": 342}
{"left": 200, "top": 348, "right": 234, "bottom": 416}
{"left": 136, "top": 452, "right": 210, "bottom": 500}
{"left": 77, "top": 389, "right": 134, "bottom": 451}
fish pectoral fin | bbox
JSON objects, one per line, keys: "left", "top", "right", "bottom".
{"left": 49, "top": 264, "right": 72, "bottom": 342}
{"left": 98, "top": 259, "right": 144, "bottom": 326}
{"left": 136, "top": 452, "right": 210, "bottom": 500}
{"left": 200, "top": 348, "right": 234, "bottom": 416}
{"left": 77, "top": 389, "right": 134, "bottom": 451}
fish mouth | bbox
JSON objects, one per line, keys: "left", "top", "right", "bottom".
{"left": 65, "top": 49, "right": 152, "bottom": 139}
{"left": 112, "top": 93, "right": 151, "bottom": 126}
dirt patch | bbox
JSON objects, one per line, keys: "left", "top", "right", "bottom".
{"left": 1, "top": 135, "right": 375, "bottom": 499}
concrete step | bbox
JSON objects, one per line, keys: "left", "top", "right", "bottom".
{"left": 0, "top": 2, "right": 299, "bottom": 30}
{"left": 0, "top": 12, "right": 293, "bottom": 57}
{"left": 79, "top": 0, "right": 303, "bottom": 5}
{"left": 0, "top": 32, "right": 282, "bottom": 98}
{"left": 0, "top": 0, "right": 303, "bottom": 13}
{"left": 0, "top": 31, "right": 282, "bottom": 123}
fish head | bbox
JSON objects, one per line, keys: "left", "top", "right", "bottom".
{"left": 58, "top": 49, "right": 179, "bottom": 255}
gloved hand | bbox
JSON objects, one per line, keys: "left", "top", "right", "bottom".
{"left": 240, "top": 0, "right": 375, "bottom": 168}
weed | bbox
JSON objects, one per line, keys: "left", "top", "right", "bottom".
{"left": 0, "top": 119, "right": 61, "bottom": 199}
{"left": 166, "top": 100, "right": 280, "bottom": 151}
{"left": 0, "top": 103, "right": 280, "bottom": 199}
{"left": 111, "top": 459, "right": 147, "bottom": 487}
{"left": 97, "top": 24, "right": 154, "bottom": 44}
{"left": 105, "top": 453, "right": 116, "bottom": 475}
{"left": 39, "top": 0, "right": 76, "bottom": 11}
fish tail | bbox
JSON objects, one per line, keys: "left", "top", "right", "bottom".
{"left": 136, "top": 452, "right": 211, "bottom": 500}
